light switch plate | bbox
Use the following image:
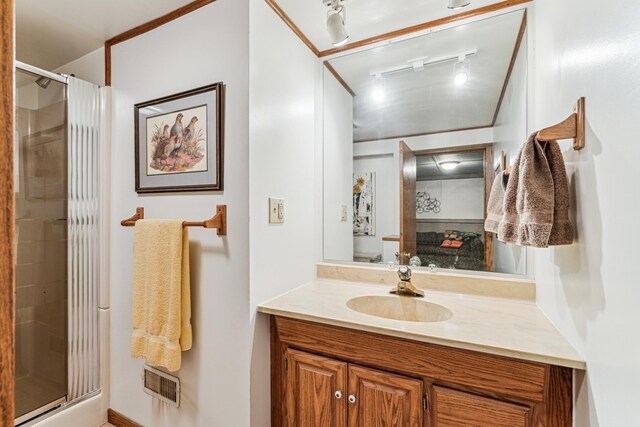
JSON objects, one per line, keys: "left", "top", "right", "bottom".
{"left": 269, "top": 198, "right": 284, "bottom": 224}
{"left": 340, "top": 204, "right": 348, "bottom": 222}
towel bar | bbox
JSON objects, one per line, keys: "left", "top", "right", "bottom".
{"left": 537, "top": 97, "right": 585, "bottom": 150}
{"left": 121, "top": 205, "right": 227, "bottom": 236}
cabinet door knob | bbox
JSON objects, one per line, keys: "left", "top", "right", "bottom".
{"left": 348, "top": 394, "right": 356, "bottom": 404}
{"left": 335, "top": 390, "right": 342, "bottom": 399}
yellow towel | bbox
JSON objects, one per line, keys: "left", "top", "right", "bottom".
{"left": 131, "top": 219, "right": 192, "bottom": 372}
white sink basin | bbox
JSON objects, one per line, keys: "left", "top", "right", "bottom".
{"left": 346, "top": 295, "right": 453, "bottom": 323}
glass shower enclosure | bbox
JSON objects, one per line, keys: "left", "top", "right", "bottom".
{"left": 14, "top": 63, "right": 103, "bottom": 426}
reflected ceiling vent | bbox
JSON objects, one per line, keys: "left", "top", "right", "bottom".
{"left": 142, "top": 365, "right": 180, "bottom": 407}
{"left": 324, "top": 0, "right": 349, "bottom": 47}
{"left": 448, "top": 0, "right": 471, "bottom": 9}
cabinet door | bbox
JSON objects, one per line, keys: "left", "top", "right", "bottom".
{"left": 432, "top": 386, "right": 530, "bottom": 427}
{"left": 348, "top": 364, "right": 423, "bottom": 427}
{"left": 285, "top": 348, "right": 348, "bottom": 427}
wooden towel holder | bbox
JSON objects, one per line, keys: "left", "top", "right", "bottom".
{"left": 502, "top": 97, "right": 585, "bottom": 176}
{"left": 120, "top": 205, "right": 227, "bottom": 236}
{"left": 537, "top": 97, "right": 586, "bottom": 150}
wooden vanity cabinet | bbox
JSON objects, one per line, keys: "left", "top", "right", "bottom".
{"left": 431, "top": 386, "right": 530, "bottom": 427}
{"left": 271, "top": 316, "right": 573, "bottom": 427}
{"left": 285, "top": 349, "right": 347, "bottom": 427}
{"left": 348, "top": 364, "right": 423, "bottom": 427}
{"left": 285, "top": 348, "right": 423, "bottom": 427}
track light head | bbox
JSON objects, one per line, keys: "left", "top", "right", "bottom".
{"left": 448, "top": 0, "right": 471, "bottom": 9}
{"left": 326, "top": 0, "right": 349, "bottom": 47}
{"left": 453, "top": 55, "right": 470, "bottom": 86}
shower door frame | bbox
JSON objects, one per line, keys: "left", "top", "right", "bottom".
{"left": 1, "top": 0, "right": 15, "bottom": 424}
{"left": 15, "top": 61, "right": 68, "bottom": 86}
{"left": 11, "top": 64, "right": 106, "bottom": 427}
{"left": 13, "top": 63, "right": 71, "bottom": 426}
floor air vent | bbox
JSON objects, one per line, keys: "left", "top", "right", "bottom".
{"left": 143, "top": 365, "right": 180, "bottom": 407}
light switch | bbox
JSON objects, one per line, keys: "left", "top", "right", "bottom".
{"left": 269, "top": 198, "right": 284, "bottom": 224}
{"left": 340, "top": 204, "right": 348, "bottom": 222}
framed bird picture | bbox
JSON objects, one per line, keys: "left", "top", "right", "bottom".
{"left": 134, "top": 82, "right": 224, "bottom": 193}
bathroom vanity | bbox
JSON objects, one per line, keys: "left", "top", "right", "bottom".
{"left": 259, "top": 265, "right": 585, "bottom": 426}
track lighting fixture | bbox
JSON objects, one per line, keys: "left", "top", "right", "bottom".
{"left": 453, "top": 54, "right": 470, "bottom": 86}
{"left": 448, "top": 0, "right": 471, "bottom": 9}
{"left": 369, "top": 49, "right": 477, "bottom": 80}
{"left": 325, "top": 0, "right": 349, "bottom": 47}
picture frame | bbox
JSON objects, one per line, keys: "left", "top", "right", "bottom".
{"left": 134, "top": 82, "right": 224, "bottom": 193}
{"left": 353, "top": 172, "right": 376, "bottom": 236}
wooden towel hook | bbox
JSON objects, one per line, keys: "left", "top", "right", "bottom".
{"left": 537, "top": 97, "right": 585, "bottom": 150}
{"left": 120, "top": 205, "right": 227, "bottom": 236}
{"left": 120, "top": 207, "right": 144, "bottom": 226}
{"left": 183, "top": 205, "right": 227, "bottom": 236}
{"left": 500, "top": 151, "right": 514, "bottom": 176}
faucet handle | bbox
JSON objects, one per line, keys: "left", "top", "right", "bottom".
{"left": 395, "top": 251, "right": 411, "bottom": 263}
{"left": 397, "top": 266, "right": 411, "bottom": 281}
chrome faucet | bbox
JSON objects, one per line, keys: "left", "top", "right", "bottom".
{"left": 389, "top": 266, "right": 424, "bottom": 298}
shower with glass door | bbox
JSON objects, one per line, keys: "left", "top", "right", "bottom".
{"left": 14, "top": 62, "right": 106, "bottom": 426}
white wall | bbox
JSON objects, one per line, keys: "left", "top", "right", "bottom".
{"left": 416, "top": 178, "right": 484, "bottom": 220}
{"left": 248, "top": 0, "right": 320, "bottom": 425}
{"left": 322, "top": 68, "right": 353, "bottom": 261}
{"left": 108, "top": 1, "right": 250, "bottom": 426}
{"left": 531, "top": 2, "right": 640, "bottom": 425}
{"left": 493, "top": 32, "right": 528, "bottom": 275}
{"left": 55, "top": 47, "right": 105, "bottom": 87}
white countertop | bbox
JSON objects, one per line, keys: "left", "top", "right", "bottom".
{"left": 257, "top": 279, "right": 586, "bottom": 370}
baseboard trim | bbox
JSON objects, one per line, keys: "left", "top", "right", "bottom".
{"left": 107, "top": 408, "right": 143, "bottom": 427}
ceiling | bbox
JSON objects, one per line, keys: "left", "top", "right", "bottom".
{"left": 326, "top": 9, "right": 525, "bottom": 142}
{"left": 275, "top": 0, "right": 514, "bottom": 53}
{"left": 416, "top": 150, "right": 484, "bottom": 181}
{"left": 16, "top": 0, "right": 197, "bottom": 71}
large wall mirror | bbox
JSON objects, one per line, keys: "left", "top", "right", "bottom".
{"left": 323, "top": 9, "right": 529, "bottom": 275}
